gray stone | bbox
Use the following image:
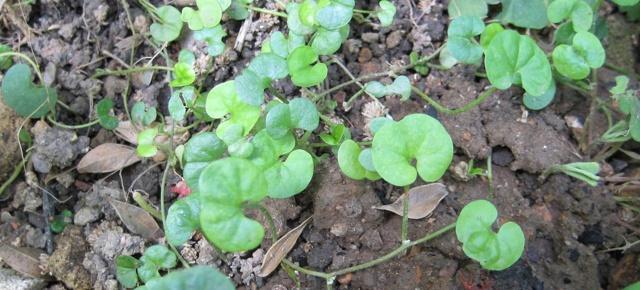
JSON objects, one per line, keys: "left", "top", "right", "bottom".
{"left": 74, "top": 207, "right": 100, "bottom": 225}
{"left": 0, "top": 268, "right": 45, "bottom": 290}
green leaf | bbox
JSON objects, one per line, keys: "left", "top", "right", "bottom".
{"left": 150, "top": 6, "right": 183, "bottom": 42}
{"left": 498, "top": 0, "right": 549, "bottom": 29}
{"left": 547, "top": 0, "right": 593, "bottom": 32}
{"left": 337, "top": 140, "right": 380, "bottom": 180}
{"left": 138, "top": 245, "right": 177, "bottom": 283}
{"left": 523, "top": 81, "right": 556, "bottom": 110}
{"left": 456, "top": 200, "right": 525, "bottom": 271}
{"left": 311, "top": 26, "right": 350, "bottom": 55}
{"left": 553, "top": 22, "right": 575, "bottom": 45}
{"left": 552, "top": 31, "right": 605, "bottom": 80}
{"left": 266, "top": 98, "right": 319, "bottom": 138}
{"left": 168, "top": 92, "right": 187, "bottom": 121}
{"left": 611, "top": 75, "right": 630, "bottom": 96}
{"left": 0, "top": 44, "right": 13, "bottom": 70}
{"left": 228, "top": 139, "right": 255, "bottom": 158}
{"left": 448, "top": 0, "right": 488, "bottom": 19}
{"left": 171, "top": 50, "right": 196, "bottom": 87}
{"left": 229, "top": 0, "right": 252, "bottom": 20}
{"left": 480, "top": 23, "right": 504, "bottom": 49}
{"left": 364, "top": 81, "right": 387, "bottom": 98}
{"left": 320, "top": 124, "right": 348, "bottom": 145}
{"left": 559, "top": 162, "right": 600, "bottom": 186}
{"left": 376, "top": 0, "right": 397, "bottom": 26}
{"left": 288, "top": 46, "right": 328, "bottom": 87}
{"left": 143, "top": 266, "right": 235, "bottom": 290}
{"left": 166, "top": 193, "right": 201, "bottom": 246}
{"left": 410, "top": 52, "right": 429, "bottom": 75}
{"left": 181, "top": 0, "right": 223, "bottom": 30}
{"left": 96, "top": 99, "right": 119, "bottom": 130}
{"left": 206, "top": 80, "right": 261, "bottom": 137}
{"left": 372, "top": 114, "right": 453, "bottom": 186}
{"left": 614, "top": 0, "right": 640, "bottom": 6}
{"left": 235, "top": 70, "right": 267, "bottom": 106}
{"left": 263, "top": 31, "right": 289, "bottom": 58}
{"left": 485, "top": 30, "right": 552, "bottom": 96}
{"left": 439, "top": 44, "right": 459, "bottom": 69}
{"left": 386, "top": 76, "right": 412, "bottom": 100}
{"left": 448, "top": 16, "right": 485, "bottom": 64}
{"left": 131, "top": 102, "right": 157, "bottom": 126}
{"left": 249, "top": 130, "right": 295, "bottom": 169}
{"left": 248, "top": 53, "right": 289, "bottom": 80}
{"left": 194, "top": 26, "right": 227, "bottom": 56}
{"left": 199, "top": 158, "right": 268, "bottom": 252}
{"left": 116, "top": 256, "right": 140, "bottom": 288}
{"left": 1, "top": 63, "right": 57, "bottom": 118}
{"left": 369, "top": 117, "right": 393, "bottom": 135}
{"left": 136, "top": 128, "right": 158, "bottom": 158}
{"left": 287, "top": 3, "right": 316, "bottom": 35}
{"left": 315, "top": 0, "right": 354, "bottom": 30}
{"left": 264, "top": 149, "right": 314, "bottom": 198}
{"left": 182, "top": 132, "right": 226, "bottom": 191}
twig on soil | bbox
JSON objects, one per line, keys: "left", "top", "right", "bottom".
{"left": 412, "top": 85, "right": 498, "bottom": 115}
{"left": 46, "top": 115, "right": 100, "bottom": 130}
{"left": 92, "top": 65, "right": 173, "bottom": 78}
{"left": 243, "top": 5, "right": 288, "bottom": 18}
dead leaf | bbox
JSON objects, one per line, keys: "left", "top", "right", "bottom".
{"left": 77, "top": 143, "right": 141, "bottom": 173}
{"left": 373, "top": 183, "right": 448, "bottom": 219}
{"left": 258, "top": 216, "right": 312, "bottom": 277}
{"left": 0, "top": 245, "right": 49, "bottom": 279}
{"left": 114, "top": 121, "right": 139, "bottom": 145}
{"left": 109, "top": 198, "right": 163, "bottom": 240}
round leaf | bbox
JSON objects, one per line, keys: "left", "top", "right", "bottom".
{"left": 372, "top": 114, "right": 453, "bottom": 186}
{"left": 96, "top": 99, "right": 119, "bottom": 130}
{"left": 315, "top": 0, "right": 354, "bottom": 30}
{"left": 194, "top": 26, "right": 227, "bottom": 56}
{"left": 150, "top": 6, "right": 183, "bottom": 42}
{"left": 497, "top": 0, "right": 549, "bottom": 29}
{"left": 288, "top": 46, "right": 328, "bottom": 87}
{"left": 448, "top": 0, "right": 489, "bottom": 19}
{"left": 116, "top": 256, "right": 140, "bottom": 288}
{"left": 337, "top": 139, "right": 366, "bottom": 180}
{"left": 181, "top": 0, "right": 222, "bottom": 30}
{"left": 523, "top": 81, "right": 556, "bottom": 110}
{"left": 547, "top": 0, "right": 593, "bottom": 32}
{"left": 311, "top": 28, "right": 346, "bottom": 56}
{"left": 206, "top": 80, "right": 261, "bottom": 136}
{"left": 143, "top": 266, "right": 235, "bottom": 290}
{"left": 141, "top": 245, "right": 177, "bottom": 269}
{"left": 1, "top": 63, "right": 58, "bottom": 118}
{"left": 447, "top": 16, "right": 485, "bottom": 64}
{"left": 287, "top": 3, "right": 316, "bottom": 35}
{"left": 166, "top": 193, "right": 201, "bottom": 246}
{"left": 248, "top": 53, "right": 289, "bottom": 80}
{"left": 552, "top": 31, "right": 604, "bottom": 80}
{"left": 182, "top": 132, "right": 226, "bottom": 191}
{"left": 376, "top": 0, "right": 397, "bottom": 27}
{"left": 264, "top": 149, "right": 314, "bottom": 198}
{"left": 480, "top": 23, "right": 504, "bottom": 49}
{"left": 199, "top": 158, "right": 268, "bottom": 252}
{"left": 235, "top": 69, "right": 267, "bottom": 106}
{"left": 289, "top": 97, "right": 320, "bottom": 131}
{"left": 485, "top": 30, "right": 552, "bottom": 96}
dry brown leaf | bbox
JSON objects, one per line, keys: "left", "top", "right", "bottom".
{"left": 114, "top": 121, "right": 139, "bottom": 145}
{"left": 373, "top": 183, "right": 448, "bottom": 219}
{"left": 258, "top": 216, "right": 312, "bottom": 277}
{"left": 109, "top": 198, "right": 163, "bottom": 240}
{"left": 0, "top": 245, "right": 49, "bottom": 279}
{"left": 77, "top": 143, "right": 141, "bottom": 173}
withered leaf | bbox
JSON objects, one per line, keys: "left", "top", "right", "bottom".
{"left": 258, "top": 216, "right": 312, "bottom": 277}
{"left": 77, "top": 143, "right": 141, "bottom": 173}
{"left": 109, "top": 198, "right": 163, "bottom": 240}
{"left": 114, "top": 121, "right": 139, "bottom": 145}
{"left": 0, "top": 245, "right": 49, "bottom": 279}
{"left": 373, "top": 183, "right": 448, "bottom": 219}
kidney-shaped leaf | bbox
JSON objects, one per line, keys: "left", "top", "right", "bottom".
{"left": 552, "top": 31, "right": 604, "bottom": 80}
{"left": 485, "top": 30, "right": 552, "bottom": 96}
{"left": 376, "top": 0, "right": 397, "bottom": 26}
{"left": 206, "top": 80, "right": 261, "bottom": 136}
{"left": 141, "top": 266, "right": 235, "bottom": 290}
{"left": 264, "top": 149, "right": 314, "bottom": 198}
{"left": 150, "top": 6, "right": 183, "bottom": 43}
{"left": 372, "top": 114, "right": 453, "bottom": 186}
{"left": 182, "top": 132, "right": 226, "bottom": 192}
{"left": 1, "top": 63, "right": 57, "bottom": 118}
{"left": 456, "top": 200, "right": 525, "bottom": 271}
{"left": 266, "top": 98, "right": 319, "bottom": 138}
{"left": 288, "top": 46, "right": 328, "bottom": 88}
{"left": 448, "top": 16, "right": 485, "bottom": 64}
{"left": 315, "top": 0, "right": 354, "bottom": 30}
{"left": 498, "top": 0, "right": 549, "bottom": 29}
{"left": 337, "top": 140, "right": 380, "bottom": 180}
{"left": 547, "top": 0, "right": 593, "bottom": 32}
{"left": 199, "top": 158, "right": 268, "bottom": 252}
{"left": 166, "top": 193, "right": 201, "bottom": 246}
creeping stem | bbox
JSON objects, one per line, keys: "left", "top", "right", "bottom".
{"left": 412, "top": 86, "right": 498, "bottom": 115}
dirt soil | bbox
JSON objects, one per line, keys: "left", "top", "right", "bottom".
{"left": 0, "top": 0, "right": 639, "bottom": 290}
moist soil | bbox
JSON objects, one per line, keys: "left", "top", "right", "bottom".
{"left": 0, "top": 1, "right": 639, "bottom": 290}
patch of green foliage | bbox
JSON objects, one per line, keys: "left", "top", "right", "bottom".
{"left": 1, "top": 63, "right": 57, "bottom": 118}
{"left": 170, "top": 50, "right": 197, "bottom": 88}
{"left": 364, "top": 76, "right": 411, "bottom": 100}
{"left": 456, "top": 200, "right": 525, "bottom": 271}
{"left": 150, "top": 6, "right": 184, "bottom": 43}
{"left": 96, "top": 99, "right": 119, "bottom": 130}
{"left": 609, "top": 76, "right": 640, "bottom": 142}
{"left": 0, "top": 44, "right": 12, "bottom": 69}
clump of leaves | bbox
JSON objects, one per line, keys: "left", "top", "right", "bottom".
{"left": 116, "top": 245, "right": 177, "bottom": 287}
{"left": 50, "top": 210, "right": 72, "bottom": 233}
{"left": 206, "top": 80, "right": 261, "bottom": 136}
{"left": 338, "top": 139, "right": 380, "bottom": 181}
{"left": 364, "top": 76, "right": 411, "bottom": 100}
{"left": 1, "top": 63, "right": 58, "bottom": 118}
{"left": 265, "top": 97, "right": 319, "bottom": 138}
{"left": 150, "top": 6, "right": 184, "bottom": 43}
{"left": 320, "top": 123, "right": 350, "bottom": 147}
{"left": 171, "top": 50, "right": 197, "bottom": 87}
{"left": 456, "top": 200, "right": 525, "bottom": 271}
{"left": 235, "top": 52, "right": 288, "bottom": 105}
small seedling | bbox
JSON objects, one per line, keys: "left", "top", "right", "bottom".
{"left": 96, "top": 99, "right": 119, "bottom": 130}
{"left": 609, "top": 75, "right": 640, "bottom": 142}
{"left": 456, "top": 200, "right": 525, "bottom": 271}
{"left": 288, "top": 45, "right": 328, "bottom": 88}
{"left": 206, "top": 80, "right": 261, "bottom": 136}
{"left": 338, "top": 139, "right": 381, "bottom": 181}
{"left": 409, "top": 52, "right": 429, "bottom": 76}
{"left": 376, "top": 0, "right": 397, "bottom": 27}
{"left": 541, "top": 162, "right": 600, "bottom": 187}
{"left": 552, "top": 31, "right": 605, "bottom": 80}
{"left": 137, "top": 128, "right": 159, "bottom": 158}
{"left": 131, "top": 102, "right": 157, "bottom": 126}
{"left": 170, "top": 50, "right": 196, "bottom": 88}
{"left": 364, "top": 76, "right": 411, "bottom": 100}
{"left": 320, "top": 123, "right": 349, "bottom": 146}
{"left": 265, "top": 97, "right": 319, "bottom": 138}
{"left": 50, "top": 210, "right": 72, "bottom": 233}
{"left": 181, "top": 0, "right": 228, "bottom": 30}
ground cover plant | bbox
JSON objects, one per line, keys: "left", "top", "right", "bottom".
{"left": 0, "top": 0, "right": 639, "bottom": 289}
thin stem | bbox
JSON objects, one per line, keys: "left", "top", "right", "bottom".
{"left": 412, "top": 86, "right": 498, "bottom": 115}
{"left": 353, "top": 8, "right": 374, "bottom": 14}
{"left": 244, "top": 5, "right": 288, "bottom": 18}
{"left": 401, "top": 194, "right": 409, "bottom": 243}
{"left": 0, "top": 151, "right": 32, "bottom": 199}
{"left": 46, "top": 116, "right": 100, "bottom": 129}
{"left": 132, "top": 191, "right": 162, "bottom": 220}
{"left": 92, "top": 65, "right": 173, "bottom": 78}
